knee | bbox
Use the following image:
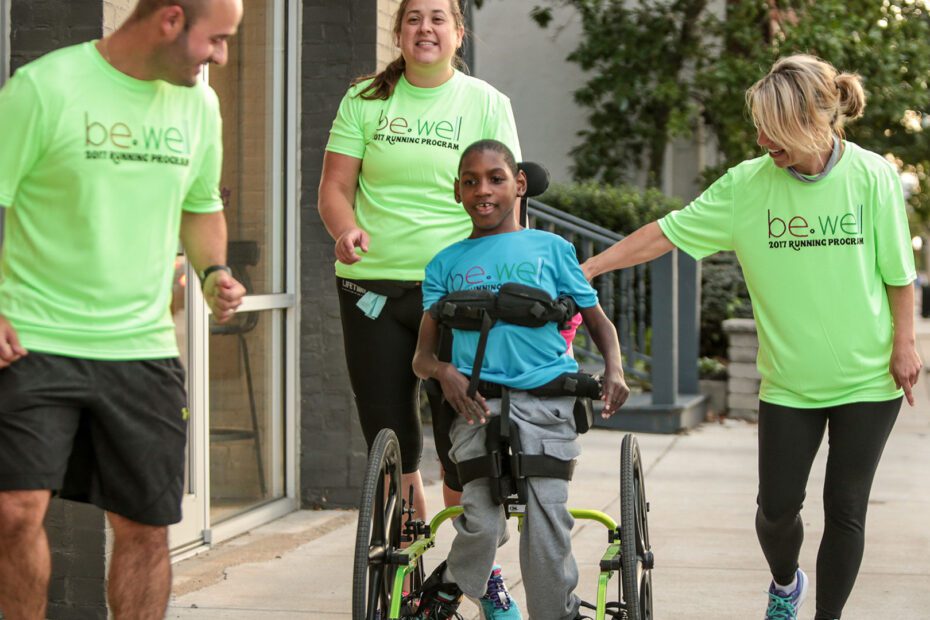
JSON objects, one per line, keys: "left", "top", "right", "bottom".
{"left": 823, "top": 491, "right": 868, "bottom": 532}
{"left": 0, "top": 491, "right": 49, "bottom": 539}
{"left": 756, "top": 497, "right": 803, "bottom": 528}
{"left": 108, "top": 514, "right": 168, "bottom": 555}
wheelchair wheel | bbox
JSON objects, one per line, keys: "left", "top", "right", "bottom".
{"left": 619, "top": 433, "right": 653, "bottom": 620}
{"left": 353, "top": 428, "right": 405, "bottom": 619}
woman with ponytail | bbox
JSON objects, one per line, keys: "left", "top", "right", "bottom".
{"left": 582, "top": 54, "right": 920, "bottom": 620}
{"left": 318, "top": 1, "right": 522, "bottom": 616}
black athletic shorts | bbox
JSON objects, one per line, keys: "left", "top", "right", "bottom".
{"left": 0, "top": 352, "right": 189, "bottom": 526}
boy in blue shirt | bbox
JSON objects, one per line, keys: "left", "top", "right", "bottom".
{"left": 413, "top": 140, "right": 629, "bottom": 620}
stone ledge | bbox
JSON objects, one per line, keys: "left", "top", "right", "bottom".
{"left": 595, "top": 393, "right": 707, "bottom": 434}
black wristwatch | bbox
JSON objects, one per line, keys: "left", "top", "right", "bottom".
{"left": 200, "top": 264, "right": 232, "bottom": 288}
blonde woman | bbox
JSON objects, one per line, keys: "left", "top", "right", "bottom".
{"left": 582, "top": 55, "right": 921, "bottom": 620}
{"left": 318, "top": 0, "right": 522, "bottom": 616}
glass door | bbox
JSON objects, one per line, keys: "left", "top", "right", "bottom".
{"left": 170, "top": 0, "right": 297, "bottom": 552}
{"left": 206, "top": 0, "right": 292, "bottom": 526}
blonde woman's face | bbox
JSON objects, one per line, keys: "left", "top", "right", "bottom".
{"left": 756, "top": 129, "right": 794, "bottom": 168}
{"left": 398, "top": 0, "right": 464, "bottom": 71}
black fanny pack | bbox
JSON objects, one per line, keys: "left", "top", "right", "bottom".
{"left": 429, "top": 282, "right": 577, "bottom": 331}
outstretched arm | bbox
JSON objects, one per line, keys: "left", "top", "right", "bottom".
{"left": 886, "top": 283, "right": 921, "bottom": 406}
{"left": 579, "top": 304, "right": 630, "bottom": 416}
{"left": 412, "top": 313, "right": 490, "bottom": 424}
{"left": 318, "top": 152, "right": 368, "bottom": 265}
{"left": 582, "top": 221, "right": 675, "bottom": 280}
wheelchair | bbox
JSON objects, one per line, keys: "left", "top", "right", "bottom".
{"left": 352, "top": 426, "right": 653, "bottom": 620}
{"left": 352, "top": 162, "right": 654, "bottom": 619}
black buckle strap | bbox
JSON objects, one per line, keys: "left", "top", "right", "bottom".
{"left": 511, "top": 453, "right": 576, "bottom": 481}
{"left": 466, "top": 311, "right": 496, "bottom": 399}
{"left": 457, "top": 451, "right": 504, "bottom": 487}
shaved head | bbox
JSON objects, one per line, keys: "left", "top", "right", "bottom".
{"left": 131, "top": 0, "right": 213, "bottom": 26}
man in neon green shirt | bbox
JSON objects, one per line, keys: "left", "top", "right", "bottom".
{"left": 0, "top": 1, "right": 244, "bottom": 618}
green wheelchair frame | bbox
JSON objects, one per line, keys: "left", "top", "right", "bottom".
{"left": 352, "top": 428, "right": 654, "bottom": 620}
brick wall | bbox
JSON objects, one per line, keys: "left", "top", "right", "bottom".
{"left": 10, "top": 0, "right": 101, "bottom": 71}
{"left": 102, "top": 0, "right": 133, "bottom": 34}
{"left": 44, "top": 503, "right": 110, "bottom": 620}
{"left": 376, "top": 0, "right": 400, "bottom": 69}
{"left": 299, "top": 0, "right": 380, "bottom": 508}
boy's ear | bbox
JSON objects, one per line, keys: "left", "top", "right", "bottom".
{"left": 515, "top": 170, "right": 527, "bottom": 197}
{"left": 453, "top": 177, "right": 462, "bottom": 204}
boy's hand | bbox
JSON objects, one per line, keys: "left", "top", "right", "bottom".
{"left": 600, "top": 370, "right": 630, "bottom": 418}
{"left": 437, "top": 364, "right": 490, "bottom": 425}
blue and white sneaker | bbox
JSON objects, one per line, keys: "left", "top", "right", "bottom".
{"left": 477, "top": 565, "right": 522, "bottom": 619}
{"left": 764, "top": 568, "right": 809, "bottom": 620}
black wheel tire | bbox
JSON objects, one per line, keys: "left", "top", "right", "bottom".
{"left": 352, "top": 429, "right": 404, "bottom": 620}
{"left": 620, "top": 433, "right": 653, "bottom": 620}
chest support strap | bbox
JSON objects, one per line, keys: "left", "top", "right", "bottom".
{"left": 429, "top": 282, "right": 579, "bottom": 398}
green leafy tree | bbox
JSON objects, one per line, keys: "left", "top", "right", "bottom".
{"left": 524, "top": 0, "right": 930, "bottom": 223}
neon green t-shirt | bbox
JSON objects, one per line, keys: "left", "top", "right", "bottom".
{"left": 659, "top": 142, "right": 915, "bottom": 407}
{"left": 0, "top": 42, "right": 223, "bottom": 360}
{"left": 325, "top": 71, "right": 521, "bottom": 281}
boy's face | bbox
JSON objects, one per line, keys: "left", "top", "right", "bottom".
{"left": 455, "top": 150, "right": 526, "bottom": 238}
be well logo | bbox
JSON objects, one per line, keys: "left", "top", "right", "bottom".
{"left": 372, "top": 110, "right": 463, "bottom": 151}
{"left": 766, "top": 205, "right": 864, "bottom": 251}
{"left": 446, "top": 258, "right": 545, "bottom": 291}
{"left": 84, "top": 113, "right": 192, "bottom": 166}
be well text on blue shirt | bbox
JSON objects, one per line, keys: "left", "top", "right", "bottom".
{"left": 422, "top": 229, "right": 598, "bottom": 389}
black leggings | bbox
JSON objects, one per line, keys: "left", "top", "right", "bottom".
{"left": 756, "top": 398, "right": 901, "bottom": 619}
{"left": 337, "top": 278, "right": 452, "bottom": 477}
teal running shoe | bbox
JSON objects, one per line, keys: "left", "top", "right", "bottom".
{"left": 764, "top": 568, "right": 809, "bottom": 620}
{"left": 477, "top": 565, "right": 522, "bottom": 619}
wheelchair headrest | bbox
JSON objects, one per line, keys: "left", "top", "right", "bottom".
{"left": 518, "top": 162, "right": 550, "bottom": 198}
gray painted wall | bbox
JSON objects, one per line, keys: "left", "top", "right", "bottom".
{"left": 473, "top": 1, "right": 724, "bottom": 202}
{"left": 472, "top": 3, "right": 587, "bottom": 184}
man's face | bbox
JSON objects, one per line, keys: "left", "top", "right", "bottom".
{"left": 161, "top": 0, "right": 243, "bottom": 86}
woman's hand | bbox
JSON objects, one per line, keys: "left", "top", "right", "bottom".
{"left": 890, "top": 339, "right": 922, "bottom": 406}
{"left": 437, "top": 363, "right": 489, "bottom": 424}
{"left": 600, "top": 369, "right": 630, "bottom": 418}
{"left": 334, "top": 227, "right": 370, "bottom": 265}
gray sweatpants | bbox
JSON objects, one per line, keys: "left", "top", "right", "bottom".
{"left": 445, "top": 391, "right": 581, "bottom": 620}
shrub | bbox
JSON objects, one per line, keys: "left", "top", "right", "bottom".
{"left": 538, "top": 181, "right": 682, "bottom": 235}
{"left": 537, "top": 181, "right": 752, "bottom": 360}
{"left": 699, "top": 252, "right": 753, "bottom": 358}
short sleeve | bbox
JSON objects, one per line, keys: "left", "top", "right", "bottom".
{"left": 483, "top": 92, "right": 522, "bottom": 162}
{"left": 557, "top": 240, "right": 598, "bottom": 308}
{"left": 0, "top": 73, "right": 47, "bottom": 208}
{"left": 422, "top": 254, "right": 447, "bottom": 310}
{"left": 183, "top": 93, "right": 224, "bottom": 214}
{"left": 874, "top": 167, "right": 916, "bottom": 285}
{"left": 325, "top": 87, "right": 367, "bottom": 160}
{"left": 658, "top": 170, "right": 735, "bottom": 260}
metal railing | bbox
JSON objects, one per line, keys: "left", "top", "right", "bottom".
{"left": 528, "top": 198, "right": 701, "bottom": 406}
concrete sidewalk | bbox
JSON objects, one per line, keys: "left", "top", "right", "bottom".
{"left": 168, "top": 331, "right": 930, "bottom": 619}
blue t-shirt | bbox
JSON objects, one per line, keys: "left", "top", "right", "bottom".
{"left": 422, "top": 229, "right": 598, "bottom": 389}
